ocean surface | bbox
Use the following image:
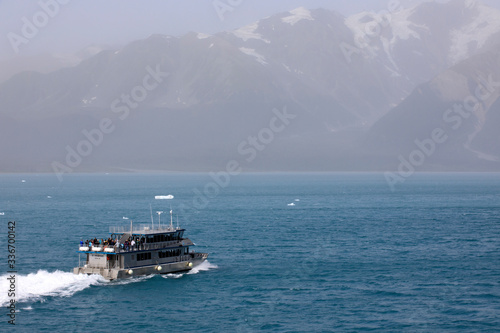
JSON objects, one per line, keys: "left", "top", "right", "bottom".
{"left": 0, "top": 172, "right": 499, "bottom": 332}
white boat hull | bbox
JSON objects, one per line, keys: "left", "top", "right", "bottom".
{"left": 73, "top": 255, "right": 207, "bottom": 280}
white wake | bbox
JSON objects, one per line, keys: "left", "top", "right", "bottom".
{"left": 0, "top": 270, "right": 105, "bottom": 306}
{"left": 0, "top": 262, "right": 218, "bottom": 305}
{"left": 187, "top": 260, "right": 218, "bottom": 274}
{"left": 161, "top": 260, "right": 218, "bottom": 279}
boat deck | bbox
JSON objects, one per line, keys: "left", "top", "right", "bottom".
{"left": 77, "top": 238, "right": 194, "bottom": 254}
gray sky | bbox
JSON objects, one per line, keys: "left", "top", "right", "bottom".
{"left": 0, "top": 0, "right": 498, "bottom": 61}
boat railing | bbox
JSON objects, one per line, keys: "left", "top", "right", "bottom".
{"left": 109, "top": 224, "right": 179, "bottom": 234}
{"left": 114, "top": 240, "right": 183, "bottom": 253}
{"left": 77, "top": 261, "right": 88, "bottom": 268}
{"left": 79, "top": 240, "right": 187, "bottom": 253}
{"left": 78, "top": 245, "right": 116, "bottom": 252}
{"left": 190, "top": 252, "right": 208, "bottom": 259}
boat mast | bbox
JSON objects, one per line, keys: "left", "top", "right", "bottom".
{"left": 157, "top": 211, "right": 163, "bottom": 229}
{"left": 150, "top": 204, "right": 154, "bottom": 230}
{"left": 170, "top": 208, "right": 173, "bottom": 230}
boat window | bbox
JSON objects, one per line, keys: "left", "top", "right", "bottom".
{"left": 145, "top": 232, "right": 186, "bottom": 244}
{"left": 137, "top": 252, "right": 151, "bottom": 261}
{"left": 158, "top": 248, "right": 184, "bottom": 258}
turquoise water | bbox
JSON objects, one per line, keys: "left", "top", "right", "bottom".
{"left": 1, "top": 173, "right": 499, "bottom": 332}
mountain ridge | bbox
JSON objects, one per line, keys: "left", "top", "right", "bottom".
{"left": 1, "top": 0, "right": 500, "bottom": 172}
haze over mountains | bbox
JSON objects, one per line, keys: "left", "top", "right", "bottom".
{"left": 1, "top": 0, "right": 500, "bottom": 173}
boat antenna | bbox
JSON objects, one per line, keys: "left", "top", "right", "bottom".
{"left": 149, "top": 204, "right": 154, "bottom": 229}
{"left": 154, "top": 194, "right": 174, "bottom": 230}
{"left": 176, "top": 214, "right": 179, "bottom": 230}
{"left": 157, "top": 211, "right": 163, "bottom": 229}
{"left": 170, "top": 206, "right": 173, "bottom": 230}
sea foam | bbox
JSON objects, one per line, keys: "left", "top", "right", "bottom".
{"left": 0, "top": 262, "right": 218, "bottom": 305}
{"left": 187, "top": 260, "right": 218, "bottom": 274}
{"left": 0, "top": 270, "right": 105, "bottom": 306}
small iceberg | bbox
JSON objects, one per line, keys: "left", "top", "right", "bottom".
{"left": 287, "top": 203, "right": 296, "bottom": 206}
{"left": 21, "top": 180, "right": 26, "bottom": 183}
{"left": 0, "top": 212, "right": 5, "bottom": 215}
{"left": 295, "top": 199, "right": 300, "bottom": 202}
{"left": 155, "top": 195, "right": 174, "bottom": 200}
{"left": 47, "top": 196, "right": 52, "bottom": 199}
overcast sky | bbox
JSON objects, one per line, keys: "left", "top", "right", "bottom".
{"left": 0, "top": 0, "right": 498, "bottom": 61}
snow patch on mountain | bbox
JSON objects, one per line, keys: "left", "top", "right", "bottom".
{"left": 239, "top": 47, "right": 268, "bottom": 65}
{"left": 197, "top": 33, "right": 211, "bottom": 40}
{"left": 449, "top": 3, "right": 500, "bottom": 64}
{"left": 345, "top": 8, "right": 424, "bottom": 49}
{"left": 344, "top": 11, "right": 374, "bottom": 40}
{"left": 232, "top": 22, "right": 270, "bottom": 43}
{"left": 389, "top": 8, "right": 426, "bottom": 44}
{"left": 282, "top": 7, "right": 314, "bottom": 26}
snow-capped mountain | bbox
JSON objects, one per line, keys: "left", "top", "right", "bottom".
{"left": 1, "top": 0, "right": 499, "bottom": 172}
{"left": 344, "top": 0, "right": 500, "bottom": 84}
{"left": 367, "top": 45, "right": 500, "bottom": 170}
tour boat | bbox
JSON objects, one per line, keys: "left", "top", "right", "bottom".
{"left": 73, "top": 208, "right": 208, "bottom": 280}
